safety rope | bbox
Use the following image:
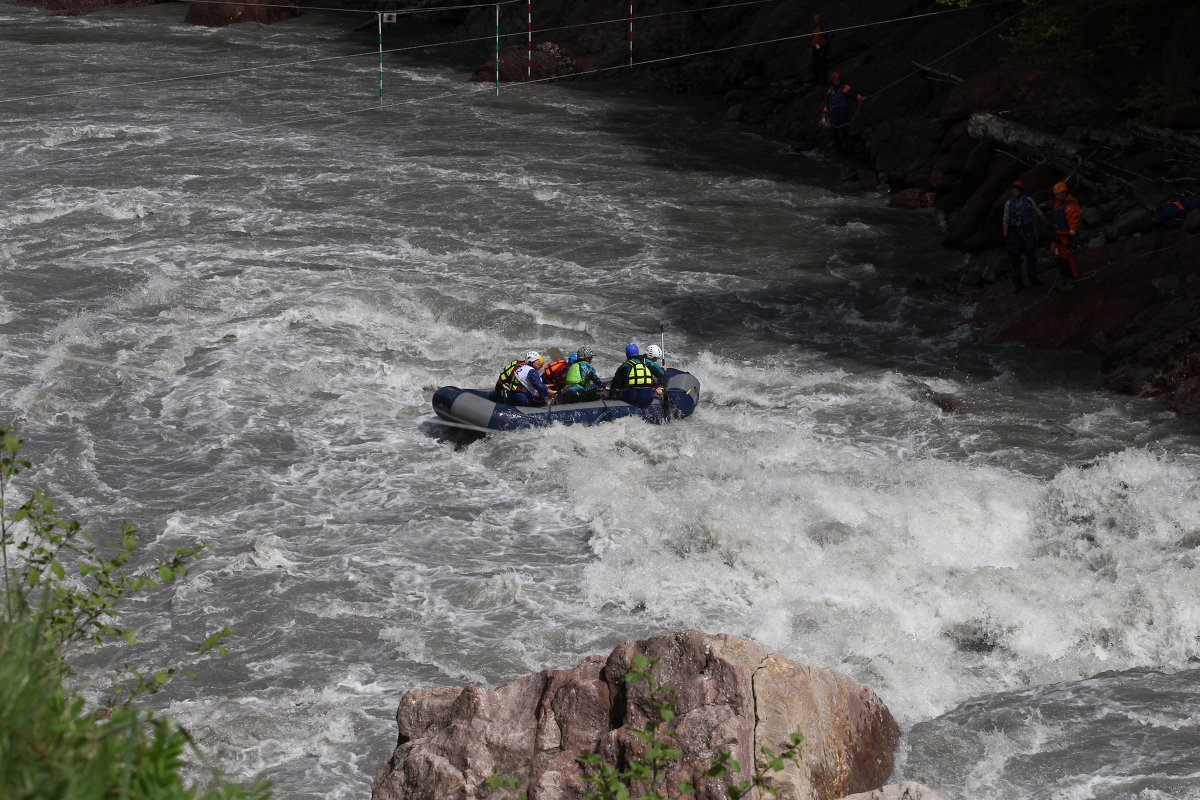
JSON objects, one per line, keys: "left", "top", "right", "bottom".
{"left": 1, "top": 0, "right": 1011, "bottom": 107}
{"left": 0, "top": 0, "right": 1018, "bottom": 177}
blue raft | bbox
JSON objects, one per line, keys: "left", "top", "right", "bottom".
{"left": 431, "top": 368, "right": 701, "bottom": 433}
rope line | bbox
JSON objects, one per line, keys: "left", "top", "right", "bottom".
{"left": 864, "top": 4, "right": 1029, "bottom": 103}
{"left": 2, "top": 0, "right": 1011, "bottom": 106}
{"left": 178, "top": 0, "right": 525, "bottom": 15}
{"left": 0, "top": 0, "right": 1021, "bottom": 177}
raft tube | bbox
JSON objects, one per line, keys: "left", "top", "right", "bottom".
{"left": 431, "top": 369, "right": 701, "bottom": 433}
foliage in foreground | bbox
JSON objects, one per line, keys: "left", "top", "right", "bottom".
{"left": 489, "top": 652, "right": 804, "bottom": 800}
{"left": 0, "top": 427, "right": 270, "bottom": 800}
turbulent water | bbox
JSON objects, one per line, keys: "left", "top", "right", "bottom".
{"left": 2, "top": 4, "right": 1199, "bottom": 799}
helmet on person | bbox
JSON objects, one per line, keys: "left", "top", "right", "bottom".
{"left": 568, "top": 352, "right": 579, "bottom": 364}
{"left": 1053, "top": 181, "right": 1069, "bottom": 194}
{"left": 525, "top": 350, "right": 543, "bottom": 367}
{"left": 831, "top": 71, "right": 842, "bottom": 82}
{"left": 577, "top": 346, "right": 595, "bottom": 362}
{"left": 1011, "top": 179, "right": 1025, "bottom": 190}
{"left": 625, "top": 343, "right": 640, "bottom": 358}
{"left": 646, "top": 344, "right": 663, "bottom": 361}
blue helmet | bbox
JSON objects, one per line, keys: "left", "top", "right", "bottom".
{"left": 625, "top": 343, "right": 640, "bottom": 358}
{"left": 568, "top": 352, "right": 579, "bottom": 364}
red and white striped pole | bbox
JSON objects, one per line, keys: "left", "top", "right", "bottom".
{"left": 628, "top": 0, "right": 634, "bottom": 66}
{"left": 527, "top": 2, "right": 532, "bottom": 79}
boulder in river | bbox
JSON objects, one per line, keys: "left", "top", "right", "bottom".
{"left": 372, "top": 630, "right": 903, "bottom": 800}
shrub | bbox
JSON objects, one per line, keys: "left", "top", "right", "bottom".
{"left": 0, "top": 427, "right": 270, "bottom": 800}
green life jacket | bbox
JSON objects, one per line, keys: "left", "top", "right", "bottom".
{"left": 498, "top": 360, "right": 525, "bottom": 392}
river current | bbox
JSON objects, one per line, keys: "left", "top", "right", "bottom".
{"left": 2, "top": 4, "right": 1199, "bottom": 799}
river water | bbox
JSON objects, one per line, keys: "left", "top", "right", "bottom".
{"left": 2, "top": 4, "right": 1198, "bottom": 799}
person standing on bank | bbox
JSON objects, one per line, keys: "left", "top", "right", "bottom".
{"left": 811, "top": 13, "right": 831, "bottom": 85}
{"left": 821, "top": 72, "right": 864, "bottom": 155}
{"left": 1050, "top": 181, "right": 1082, "bottom": 292}
{"left": 1002, "top": 179, "right": 1047, "bottom": 293}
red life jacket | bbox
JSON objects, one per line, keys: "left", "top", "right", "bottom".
{"left": 542, "top": 358, "right": 571, "bottom": 390}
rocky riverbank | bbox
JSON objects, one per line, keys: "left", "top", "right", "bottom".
{"left": 457, "top": 0, "right": 1200, "bottom": 418}
{"left": 20, "top": 0, "right": 1200, "bottom": 417}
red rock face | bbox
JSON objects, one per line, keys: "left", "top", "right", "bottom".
{"left": 941, "top": 63, "right": 1115, "bottom": 134}
{"left": 967, "top": 229, "right": 1200, "bottom": 418}
{"left": 471, "top": 42, "right": 579, "bottom": 84}
{"left": 372, "top": 630, "right": 901, "bottom": 800}
{"left": 184, "top": 0, "right": 302, "bottom": 27}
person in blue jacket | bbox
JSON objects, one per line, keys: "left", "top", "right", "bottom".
{"left": 1002, "top": 179, "right": 1047, "bottom": 293}
{"left": 821, "top": 71, "right": 864, "bottom": 155}
{"left": 492, "top": 351, "right": 554, "bottom": 406}
{"left": 609, "top": 344, "right": 663, "bottom": 408}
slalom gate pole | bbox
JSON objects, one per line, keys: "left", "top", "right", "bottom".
{"left": 495, "top": 4, "right": 501, "bottom": 96}
{"left": 377, "top": 13, "right": 384, "bottom": 106}
{"left": 527, "top": 1, "right": 532, "bottom": 79}
{"left": 628, "top": 0, "right": 634, "bottom": 66}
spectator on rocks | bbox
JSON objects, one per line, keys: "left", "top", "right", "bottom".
{"left": 821, "top": 72, "right": 864, "bottom": 155}
{"left": 810, "top": 13, "right": 831, "bottom": 85}
{"left": 1050, "top": 181, "right": 1082, "bottom": 292}
{"left": 1002, "top": 179, "right": 1047, "bottom": 293}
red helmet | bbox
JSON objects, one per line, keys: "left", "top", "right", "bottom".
{"left": 831, "top": 71, "right": 842, "bottom": 82}
{"left": 1011, "top": 179, "right": 1025, "bottom": 189}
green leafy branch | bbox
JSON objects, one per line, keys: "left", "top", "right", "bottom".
{"left": 0, "top": 426, "right": 269, "bottom": 799}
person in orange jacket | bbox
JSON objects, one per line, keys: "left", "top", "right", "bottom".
{"left": 1050, "top": 181, "right": 1082, "bottom": 291}
{"left": 811, "top": 13, "right": 831, "bottom": 85}
{"left": 821, "top": 71, "right": 864, "bottom": 154}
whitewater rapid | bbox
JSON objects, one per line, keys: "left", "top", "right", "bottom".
{"left": 2, "top": 3, "right": 1198, "bottom": 798}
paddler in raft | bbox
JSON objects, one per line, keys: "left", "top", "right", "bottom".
{"left": 557, "top": 347, "right": 606, "bottom": 404}
{"left": 609, "top": 344, "right": 664, "bottom": 408}
{"left": 490, "top": 351, "right": 556, "bottom": 406}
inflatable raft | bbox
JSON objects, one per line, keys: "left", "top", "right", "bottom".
{"left": 431, "top": 369, "right": 701, "bottom": 433}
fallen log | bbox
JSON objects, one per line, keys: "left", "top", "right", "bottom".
{"left": 910, "top": 61, "right": 962, "bottom": 84}
{"left": 966, "top": 112, "right": 1083, "bottom": 166}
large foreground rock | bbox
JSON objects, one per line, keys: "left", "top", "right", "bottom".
{"left": 840, "top": 783, "right": 953, "bottom": 800}
{"left": 373, "top": 630, "right": 901, "bottom": 800}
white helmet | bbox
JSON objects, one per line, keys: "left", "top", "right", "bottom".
{"left": 646, "top": 344, "right": 663, "bottom": 361}
{"left": 525, "top": 350, "right": 543, "bottom": 367}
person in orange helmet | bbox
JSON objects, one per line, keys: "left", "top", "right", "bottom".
{"left": 821, "top": 71, "right": 865, "bottom": 155}
{"left": 1050, "top": 181, "right": 1082, "bottom": 291}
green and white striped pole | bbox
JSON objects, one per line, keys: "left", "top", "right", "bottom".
{"left": 377, "top": 12, "right": 384, "bottom": 106}
{"left": 495, "top": 4, "right": 501, "bottom": 96}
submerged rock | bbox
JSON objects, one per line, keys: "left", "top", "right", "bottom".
{"left": 372, "top": 630, "right": 903, "bottom": 800}
{"left": 184, "top": 0, "right": 302, "bottom": 27}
